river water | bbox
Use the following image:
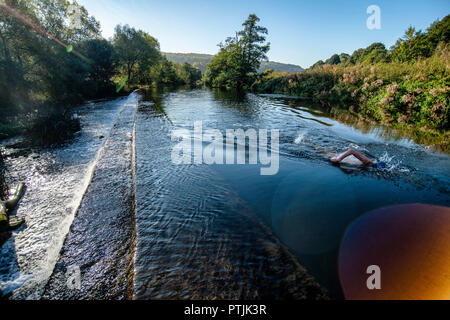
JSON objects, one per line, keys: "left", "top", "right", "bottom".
{"left": 1, "top": 89, "right": 449, "bottom": 299}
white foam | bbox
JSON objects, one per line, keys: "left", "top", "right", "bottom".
{"left": 294, "top": 131, "right": 308, "bottom": 145}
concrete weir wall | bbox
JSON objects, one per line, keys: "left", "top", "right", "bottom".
{"left": 42, "top": 93, "right": 140, "bottom": 300}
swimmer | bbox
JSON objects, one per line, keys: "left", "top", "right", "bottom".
{"left": 330, "top": 149, "right": 387, "bottom": 169}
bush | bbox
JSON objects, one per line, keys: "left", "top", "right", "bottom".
{"left": 24, "top": 108, "right": 81, "bottom": 147}
{"left": 256, "top": 44, "right": 450, "bottom": 132}
{"left": 0, "top": 123, "right": 22, "bottom": 140}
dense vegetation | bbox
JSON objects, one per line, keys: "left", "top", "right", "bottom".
{"left": 255, "top": 15, "right": 450, "bottom": 147}
{"left": 0, "top": 0, "right": 201, "bottom": 144}
{"left": 164, "top": 52, "right": 304, "bottom": 74}
{"left": 1, "top": 1, "right": 448, "bottom": 149}
{"left": 203, "top": 14, "right": 271, "bottom": 90}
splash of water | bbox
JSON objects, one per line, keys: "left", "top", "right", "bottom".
{"left": 294, "top": 131, "right": 308, "bottom": 145}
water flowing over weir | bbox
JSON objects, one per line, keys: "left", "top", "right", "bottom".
{"left": 0, "top": 96, "right": 130, "bottom": 299}
{"left": 42, "top": 93, "right": 139, "bottom": 299}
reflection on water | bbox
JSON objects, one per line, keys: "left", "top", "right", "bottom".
{"left": 275, "top": 95, "right": 449, "bottom": 153}
{"left": 135, "top": 89, "right": 449, "bottom": 299}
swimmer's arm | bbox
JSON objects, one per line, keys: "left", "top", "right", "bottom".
{"left": 331, "top": 149, "right": 374, "bottom": 166}
{"left": 350, "top": 150, "right": 374, "bottom": 166}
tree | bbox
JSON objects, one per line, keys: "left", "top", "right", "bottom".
{"left": 112, "top": 25, "right": 160, "bottom": 86}
{"left": 238, "top": 14, "right": 271, "bottom": 83}
{"left": 0, "top": 0, "right": 102, "bottom": 111}
{"left": 349, "top": 43, "right": 389, "bottom": 64}
{"left": 339, "top": 53, "right": 351, "bottom": 64}
{"left": 149, "top": 57, "right": 179, "bottom": 86}
{"left": 78, "top": 39, "right": 116, "bottom": 97}
{"left": 175, "top": 62, "right": 202, "bottom": 86}
{"left": 426, "top": 15, "right": 450, "bottom": 47}
{"left": 204, "top": 14, "right": 270, "bottom": 90}
{"left": 311, "top": 60, "right": 325, "bottom": 69}
{"left": 325, "top": 54, "right": 341, "bottom": 65}
{"left": 391, "top": 16, "right": 450, "bottom": 62}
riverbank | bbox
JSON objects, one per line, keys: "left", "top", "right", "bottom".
{"left": 254, "top": 45, "right": 449, "bottom": 152}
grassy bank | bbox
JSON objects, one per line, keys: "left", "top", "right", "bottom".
{"left": 255, "top": 44, "right": 449, "bottom": 151}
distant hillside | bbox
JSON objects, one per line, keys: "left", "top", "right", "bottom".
{"left": 164, "top": 52, "right": 304, "bottom": 74}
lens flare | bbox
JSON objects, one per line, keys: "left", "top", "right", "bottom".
{"left": 339, "top": 204, "right": 450, "bottom": 300}
{"left": 0, "top": 3, "right": 92, "bottom": 65}
{"left": 116, "top": 76, "right": 129, "bottom": 93}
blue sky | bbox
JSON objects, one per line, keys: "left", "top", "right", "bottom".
{"left": 77, "top": 0, "right": 449, "bottom": 68}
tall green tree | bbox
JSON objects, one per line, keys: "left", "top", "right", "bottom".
{"left": 78, "top": 39, "right": 116, "bottom": 97}
{"left": 391, "top": 16, "right": 450, "bottom": 62}
{"left": 149, "top": 57, "right": 179, "bottom": 86}
{"left": 175, "top": 62, "right": 202, "bottom": 86}
{"left": 0, "top": 0, "right": 102, "bottom": 112}
{"left": 204, "top": 14, "right": 270, "bottom": 90}
{"left": 112, "top": 25, "right": 160, "bottom": 86}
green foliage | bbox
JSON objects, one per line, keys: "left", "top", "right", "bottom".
{"left": 111, "top": 25, "right": 202, "bottom": 89}
{"left": 0, "top": 1, "right": 102, "bottom": 103}
{"left": 390, "top": 15, "right": 450, "bottom": 62}
{"left": 204, "top": 14, "right": 270, "bottom": 90}
{"left": 175, "top": 62, "right": 202, "bottom": 86}
{"left": 112, "top": 24, "right": 160, "bottom": 86}
{"left": 325, "top": 54, "right": 341, "bottom": 65}
{"left": 0, "top": 0, "right": 200, "bottom": 144}
{"left": 257, "top": 15, "right": 450, "bottom": 136}
{"left": 163, "top": 53, "right": 212, "bottom": 73}
{"left": 165, "top": 52, "right": 304, "bottom": 74}
{"left": 310, "top": 43, "right": 390, "bottom": 70}
{"left": 146, "top": 58, "right": 202, "bottom": 87}
{"left": 78, "top": 39, "right": 116, "bottom": 97}
{"left": 24, "top": 107, "right": 81, "bottom": 146}
{"left": 0, "top": 0, "right": 112, "bottom": 144}
{"left": 149, "top": 57, "right": 179, "bottom": 86}
{"left": 351, "top": 43, "right": 389, "bottom": 65}
{"left": 257, "top": 44, "right": 450, "bottom": 132}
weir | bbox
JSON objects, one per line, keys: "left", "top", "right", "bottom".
{"left": 42, "top": 94, "right": 139, "bottom": 299}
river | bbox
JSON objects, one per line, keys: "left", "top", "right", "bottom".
{"left": 1, "top": 89, "right": 449, "bottom": 299}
